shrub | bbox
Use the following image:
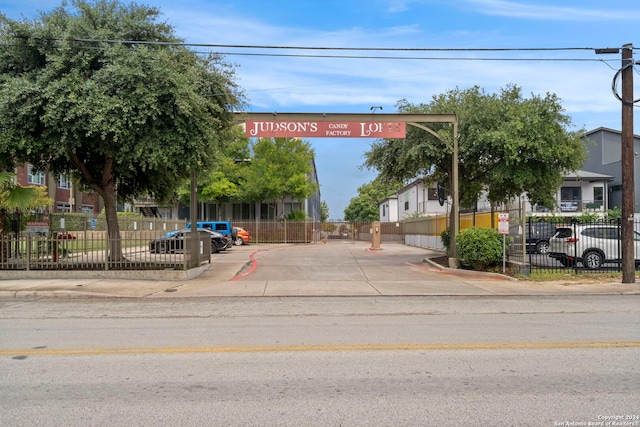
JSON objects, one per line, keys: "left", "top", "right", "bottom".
{"left": 285, "top": 210, "right": 308, "bottom": 221}
{"left": 605, "top": 207, "right": 621, "bottom": 222}
{"left": 456, "top": 227, "right": 506, "bottom": 270}
{"left": 574, "top": 212, "right": 601, "bottom": 223}
{"left": 440, "top": 228, "right": 450, "bottom": 254}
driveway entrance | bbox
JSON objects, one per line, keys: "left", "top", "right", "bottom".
{"left": 196, "top": 241, "right": 510, "bottom": 296}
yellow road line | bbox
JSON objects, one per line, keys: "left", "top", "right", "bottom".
{"left": 2, "top": 341, "right": 639, "bottom": 357}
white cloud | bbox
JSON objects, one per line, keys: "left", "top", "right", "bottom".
{"left": 463, "top": 0, "right": 640, "bottom": 21}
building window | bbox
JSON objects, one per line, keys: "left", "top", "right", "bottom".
{"left": 57, "top": 203, "right": 70, "bottom": 213}
{"left": 58, "top": 175, "right": 70, "bottom": 189}
{"left": 382, "top": 204, "right": 387, "bottom": 217}
{"left": 593, "top": 187, "right": 604, "bottom": 202}
{"left": 81, "top": 205, "right": 94, "bottom": 216}
{"left": 427, "top": 188, "right": 439, "bottom": 201}
{"left": 284, "top": 202, "right": 302, "bottom": 215}
{"left": 260, "top": 203, "right": 276, "bottom": 220}
{"left": 560, "top": 187, "right": 581, "bottom": 212}
{"left": 232, "top": 203, "right": 253, "bottom": 220}
{"left": 561, "top": 187, "right": 581, "bottom": 201}
{"left": 400, "top": 193, "right": 409, "bottom": 211}
{"left": 27, "top": 165, "right": 45, "bottom": 186}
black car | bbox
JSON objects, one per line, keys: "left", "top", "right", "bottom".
{"left": 525, "top": 222, "right": 558, "bottom": 254}
{"left": 150, "top": 228, "right": 229, "bottom": 254}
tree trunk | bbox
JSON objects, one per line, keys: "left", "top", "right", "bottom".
{"left": 0, "top": 212, "right": 6, "bottom": 263}
{"left": 102, "top": 182, "right": 123, "bottom": 262}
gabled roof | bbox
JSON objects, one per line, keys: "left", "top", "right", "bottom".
{"left": 564, "top": 169, "right": 614, "bottom": 182}
{"left": 396, "top": 178, "right": 424, "bottom": 194}
{"left": 586, "top": 127, "right": 640, "bottom": 138}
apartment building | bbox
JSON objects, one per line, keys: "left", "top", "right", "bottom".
{"left": 14, "top": 164, "right": 102, "bottom": 215}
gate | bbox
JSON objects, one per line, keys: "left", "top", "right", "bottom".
{"left": 321, "top": 222, "right": 403, "bottom": 243}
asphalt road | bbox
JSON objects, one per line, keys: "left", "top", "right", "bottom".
{"left": 1, "top": 295, "right": 639, "bottom": 426}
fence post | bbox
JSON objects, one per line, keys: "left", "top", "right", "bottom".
{"left": 521, "top": 199, "right": 526, "bottom": 264}
{"left": 26, "top": 235, "right": 30, "bottom": 271}
{"left": 572, "top": 221, "right": 578, "bottom": 273}
{"left": 104, "top": 236, "right": 109, "bottom": 271}
{"left": 617, "top": 217, "right": 622, "bottom": 272}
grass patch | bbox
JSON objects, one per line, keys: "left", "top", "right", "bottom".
{"left": 517, "top": 270, "right": 625, "bottom": 283}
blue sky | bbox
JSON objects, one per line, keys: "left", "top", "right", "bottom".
{"left": 2, "top": 0, "right": 639, "bottom": 220}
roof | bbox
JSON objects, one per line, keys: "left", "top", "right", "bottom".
{"left": 586, "top": 127, "right": 640, "bottom": 139}
{"left": 563, "top": 169, "right": 614, "bottom": 182}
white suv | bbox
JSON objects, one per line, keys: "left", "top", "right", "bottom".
{"left": 548, "top": 224, "right": 640, "bottom": 269}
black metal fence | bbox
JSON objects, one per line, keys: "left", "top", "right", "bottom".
{"left": 0, "top": 231, "right": 212, "bottom": 271}
{"left": 522, "top": 217, "right": 639, "bottom": 273}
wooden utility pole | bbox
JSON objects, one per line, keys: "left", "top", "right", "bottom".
{"left": 620, "top": 44, "right": 635, "bottom": 283}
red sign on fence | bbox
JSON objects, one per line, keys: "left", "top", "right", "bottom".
{"left": 245, "top": 120, "right": 406, "bottom": 138}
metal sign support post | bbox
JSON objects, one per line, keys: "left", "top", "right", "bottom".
{"left": 498, "top": 212, "right": 510, "bottom": 274}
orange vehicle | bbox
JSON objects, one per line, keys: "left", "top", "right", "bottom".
{"left": 233, "top": 227, "right": 252, "bottom": 246}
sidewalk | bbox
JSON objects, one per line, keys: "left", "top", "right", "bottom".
{"left": 1, "top": 242, "right": 639, "bottom": 298}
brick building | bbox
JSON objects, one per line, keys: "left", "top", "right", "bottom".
{"left": 14, "top": 164, "right": 102, "bottom": 216}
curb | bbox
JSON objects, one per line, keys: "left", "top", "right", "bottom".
{"left": 422, "top": 257, "right": 517, "bottom": 281}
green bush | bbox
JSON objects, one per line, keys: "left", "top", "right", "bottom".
{"left": 440, "top": 228, "right": 450, "bottom": 254}
{"left": 456, "top": 227, "right": 506, "bottom": 270}
{"left": 605, "top": 207, "right": 621, "bottom": 222}
{"left": 49, "top": 213, "right": 88, "bottom": 232}
{"left": 285, "top": 210, "right": 308, "bottom": 221}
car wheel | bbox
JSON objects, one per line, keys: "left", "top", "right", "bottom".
{"left": 536, "top": 240, "right": 550, "bottom": 254}
{"left": 583, "top": 250, "right": 604, "bottom": 269}
{"left": 211, "top": 242, "right": 219, "bottom": 254}
{"left": 235, "top": 236, "right": 244, "bottom": 246}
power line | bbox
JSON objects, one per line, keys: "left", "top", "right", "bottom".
{"left": 0, "top": 40, "right": 623, "bottom": 63}
{"left": 69, "top": 39, "right": 637, "bottom": 53}
{"left": 190, "top": 51, "right": 616, "bottom": 62}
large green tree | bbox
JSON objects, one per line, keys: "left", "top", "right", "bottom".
{"left": 320, "top": 200, "right": 329, "bottom": 223}
{"left": 176, "top": 126, "right": 252, "bottom": 207}
{"left": 240, "top": 137, "right": 318, "bottom": 218}
{"left": 364, "top": 85, "right": 587, "bottom": 209}
{"left": 0, "top": 1, "right": 242, "bottom": 259}
{"left": 344, "top": 177, "right": 403, "bottom": 222}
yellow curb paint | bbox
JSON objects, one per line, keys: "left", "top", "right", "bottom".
{"left": 2, "top": 341, "right": 639, "bottom": 357}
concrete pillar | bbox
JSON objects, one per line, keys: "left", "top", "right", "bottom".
{"left": 371, "top": 221, "right": 381, "bottom": 250}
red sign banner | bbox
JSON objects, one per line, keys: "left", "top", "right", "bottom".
{"left": 245, "top": 120, "right": 406, "bottom": 138}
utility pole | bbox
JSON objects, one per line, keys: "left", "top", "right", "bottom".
{"left": 620, "top": 44, "right": 635, "bottom": 283}
{"left": 596, "top": 44, "right": 636, "bottom": 283}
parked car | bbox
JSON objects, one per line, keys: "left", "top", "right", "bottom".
{"left": 150, "top": 228, "right": 229, "bottom": 254}
{"left": 232, "top": 226, "right": 251, "bottom": 246}
{"left": 525, "top": 222, "right": 557, "bottom": 254}
{"left": 186, "top": 221, "right": 233, "bottom": 240}
{"left": 548, "top": 224, "right": 640, "bottom": 268}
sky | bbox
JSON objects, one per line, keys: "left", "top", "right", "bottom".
{"left": 2, "top": 0, "right": 639, "bottom": 220}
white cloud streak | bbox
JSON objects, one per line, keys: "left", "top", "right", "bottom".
{"left": 460, "top": 0, "right": 640, "bottom": 21}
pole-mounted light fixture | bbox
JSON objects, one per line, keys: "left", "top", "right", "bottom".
{"left": 594, "top": 48, "right": 620, "bottom": 54}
